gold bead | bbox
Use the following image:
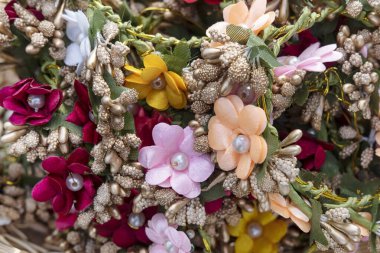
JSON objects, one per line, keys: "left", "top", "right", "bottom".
{"left": 25, "top": 44, "right": 40, "bottom": 55}
{"left": 52, "top": 38, "right": 65, "bottom": 48}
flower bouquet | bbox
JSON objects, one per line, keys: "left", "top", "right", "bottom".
{"left": 0, "top": 0, "right": 380, "bottom": 252}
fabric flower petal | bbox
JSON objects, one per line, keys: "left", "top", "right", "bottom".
{"left": 238, "top": 105, "right": 267, "bottom": 135}
{"left": 152, "top": 123, "right": 184, "bottom": 150}
{"left": 139, "top": 146, "right": 169, "bottom": 169}
{"left": 170, "top": 171, "right": 193, "bottom": 196}
{"left": 214, "top": 96, "right": 240, "bottom": 129}
{"left": 208, "top": 117, "right": 235, "bottom": 151}
{"left": 143, "top": 54, "right": 168, "bottom": 72}
{"left": 188, "top": 156, "right": 214, "bottom": 182}
{"left": 146, "top": 164, "right": 172, "bottom": 185}
{"left": 146, "top": 89, "right": 169, "bottom": 111}
{"left": 223, "top": 0, "right": 249, "bottom": 25}
{"left": 217, "top": 145, "right": 239, "bottom": 171}
{"left": 42, "top": 156, "right": 67, "bottom": 174}
{"left": 234, "top": 234, "right": 254, "bottom": 253}
{"left": 235, "top": 153, "right": 254, "bottom": 179}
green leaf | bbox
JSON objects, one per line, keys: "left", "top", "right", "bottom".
{"left": 247, "top": 34, "right": 266, "bottom": 47}
{"left": 131, "top": 40, "right": 152, "bottom": 55}
{"left": 88, "top": 8, "right": 107, "bottom": 46}
{"left": 316, "top": 121, "right": 328, "bottom": 142}
{"left": 88, "top": 85, "right": 101, "bottom": 120}
{"left": 294, "top": 84, "right": 309, "bottom": 106}
{"left": 256, "top": 46, "right": 281, "bottom": 68}
{"left": 257, "top": 123, "right": 279, "bottom": 181}
{"left": 320, "top": 151, "right": 340, "bottom": 177}
{"left": 173, "top": 42, "right": 191, "bottom": 62}
{"left": 44, "top": 114, "right": 82, "bottom": 137}
{"left": 226, "top": 25, "right": 251, "bottom": 44}
{"left": 200, "top": 183, "right": 225, "bottom": 203}
{"left": 162, "top": 54, "right": 187, "bottom": 75}
{"left": 370, "top": 198, "right": 379, "bottom": 253}
{"left": 310, "top": 199, "right": 328, "bottom": 246}
{"left": 340, "top": 173, "right": 380, "bottom": 196}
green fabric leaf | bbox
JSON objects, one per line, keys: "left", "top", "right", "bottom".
{"left": 257, "top": 123, "right": 279, "bottom": 181}
{"left": 88, "top": 8, "right": 107, "bottom": 46}
{"left": 44, "top": 114, "right": 82, "bottom": 137}
{"left": 340, "top": 173, "right": 380, "bottom": 196}
{"left": 173, "top": 42, "right": 191, "bottom": 62}
{"left": 247, "top": 35, "right": 280, "bottom": 68}
{"left": 226, "top": 25, "right": 251, "bottom": 44}
{"left": 294, "top": 84, "right": 309, "bottom": 106}
{"left": 370, "top": 198, "right": 379, "bottom": 253}
{"left": 310, "top": 199, "right": 328, "bottom": 246}
{"left": 247, "top": 34, "right": 266, "bottom": 47}
{"left": 162, "top": 54, "right": 187, "bottom": 75}
{"left": 321, "top": 151, "right": 340, "bottom": 177}
{"left": 132, "top": 40, "right": 152, "bottom": 55}
{"left": 200, "top": 183, "right": 225, "bottom": 203}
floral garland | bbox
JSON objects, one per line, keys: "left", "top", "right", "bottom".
{"left": 0, "top": 0, "right": 380, "bottom": 253}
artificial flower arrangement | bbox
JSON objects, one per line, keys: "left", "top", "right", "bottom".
{"left": 1, "top": 0, "right": 380, "bottom": 252}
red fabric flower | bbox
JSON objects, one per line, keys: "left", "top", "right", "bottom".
{"left": 95, "top": 195, "right": 157, "bottom": 249}
{"left": 5, "top": 0, "right": 44, "bottom": 22}
{"left": 0, "top": 78, "right": 63, "bottom": 126}
{"left": 31, "top": 148, "right": 100, "bottom": 229}
{"left": 296, "top": 133, "right": 334, "bottom": 171}
{"left": 66, "top": 80, "right": 101, "bottom": 144}
{"left": 280, "top": 30, "right": 319, "bottom": 57}
{"left": 134, "top": 107, "right": 171, "bottom": 148}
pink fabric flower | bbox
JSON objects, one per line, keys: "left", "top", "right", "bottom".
{"left": 66, "top": 80, "right": 101, "bottom": 144}
{"left": 145, "top": 213, "right": 192, "bottom": 253}
{"left": 274, "top": 43, "right": 343, "bottom": 77}
{"left": 31, "top": 148, "right": 100, "bottom": 229}
{"left": 96, "top": 195, "right": 157, "bottom": 249}
{"left": 139, "top": 123, "right": 214, "bottom": 198}
{"left": 0, "top": 78, "right": 63, "bottom": 126}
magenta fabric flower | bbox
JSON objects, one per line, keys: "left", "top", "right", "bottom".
{"left": 66, "top": 80, "right": 101, "bottom": 144}
{"left": 139, "top": 123, "right": 214, "bottom": 198}
{"left": 96, "top": 195, "right": 157, "bottom": 248}
{"left": 5, "top": 0, "right": 44, "bottom": 21}
{"left": 0, "top": 78, "right": 63, "bottom": 126}
{"left": 145, "top": 213, "right": 192, "bottom": 253}
{"left": 32, "top": 148, "right": 99, "bottom": 229}
{"left": 274, "top": 43, "right": 343, "bottom": 77}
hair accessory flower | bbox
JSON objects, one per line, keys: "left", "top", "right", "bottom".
{"left": 125, "top": 54, "right": 187, "bottom": 111}
{"left": 62, "top": 10, "right": 91, "bottom": 74}
{"left": 139, "top": 123, "right": 214, "bottom": 198}
{"left": 228, "top": 209, "right": 287, "bottom": 253}
{"left": 274, "top": 42, "right": 343, "bottom": 77}
{"left": 206, "top": 0, "right": 275, "bottom": 36}
{"left": 0, "top": 78, "right": 63, "bottom": 126}
{"left": 66, "top": 80, "right": 101, "bottom": 144}
{"left": 208, "top": 95, "right": 267, "bottom": 179}
{"left": 96, "top": 195, "right": 157, "bottom": 249}
{"left": 269, "top": 193, "right": 311, "bottom": 233}
{"left": 32, "top": 148, "right": 99, "bottom": 229}
{"left": 145, "top": 213, "right": 192, "bottom": 253}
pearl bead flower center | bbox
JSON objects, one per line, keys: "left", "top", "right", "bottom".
{"left": 128, "top": 212, "right": 146, "bottom": 229}
{"left": 232, "top": 135, "right": 251, "bottom": 154}
{"left": 27, "top": 94, "right": 46, "bottom": 112}
{"left": 170, "top": 152, "right": 189, "bottom": 171}
{"left": 65, "top": 173, "right": 84, "bottom": 192}
{"left": 246, "top": 221, "right": 263, "bottom": 239}
{"left": 151, "top": 76, "right": 166, "bottom": 90}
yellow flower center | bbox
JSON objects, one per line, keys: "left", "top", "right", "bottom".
{"left": 151, "top": 76, "right": 166, "bottom": 90}
{"left": 246, "top": 221, "right": 263, "bottom": 238}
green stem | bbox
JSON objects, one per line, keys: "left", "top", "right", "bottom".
{"left": 348, "top": 208, "right": 373, "bottom": 231}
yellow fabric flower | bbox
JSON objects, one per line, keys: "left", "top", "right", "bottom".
{"left": 124, "top": 54, "right": 187, "bottom": 111}
{"left": 228, "top": 209, "right": 287, "bottom": 253}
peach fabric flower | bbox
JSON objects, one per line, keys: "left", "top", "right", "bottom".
{"left": 206, "top": 0, "right": 275, "bottom": 37}
{"left": 208, "top": 95, "right": 268, "bottom": 179}
{"left": 268, "top": 193, "right": 311, "bottom": 233}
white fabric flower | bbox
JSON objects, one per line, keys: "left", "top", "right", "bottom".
{"left": 62, "top": 10, "right": 91, "bottom": 73}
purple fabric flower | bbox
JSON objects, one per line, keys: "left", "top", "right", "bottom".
{"left": 31, "top": 148, "right": 100, "bottom": 229}
{"left": 139, "top": 123, "right": 215, "bottom": 198}
{"left": 274, "top": 43, "right": 343, "bottom": 77}
{"left": 145, "top": 213, "right": 192, "bottom": 253}
{"left": 0, "top": 78, "right": 63, "bottom": 126}
{"left": 66, "top": 80, "right": 101, "bottom": 144}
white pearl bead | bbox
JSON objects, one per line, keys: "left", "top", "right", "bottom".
{"left": 65, "top": 173, "right": 84, "bottom": 192}
{"left": 128, "top": 212, "right": 146, "bottom": 229}
{"left": 286, "top": 56, "right": 299, "bottom": 65}
{"left": 232, "top": 135, "right": 250, "bottom": 154}
{"left": 164, "top": 241, "right": 176, "bottom": 253}
{"left": 27, "top": 94, "right": 45, "bottom": 112}
{"left": 170, "top": 152, "right": 189, "bottom": 171}
{"left": 246, "top": 222, "right": 263, "bottom": 239}
{"left": 151, "top": 77, "right": 166, "bottom": 90}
